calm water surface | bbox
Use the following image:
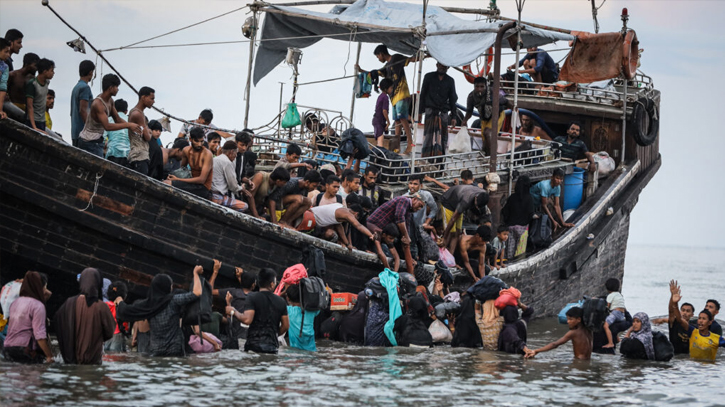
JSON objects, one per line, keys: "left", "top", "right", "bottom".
{"left": 2, "top": 245, "right": 724, "bottom": 406}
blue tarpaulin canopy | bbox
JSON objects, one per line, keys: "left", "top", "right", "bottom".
{"left": 253, "top": 0, "right": 573, "bottom": 85}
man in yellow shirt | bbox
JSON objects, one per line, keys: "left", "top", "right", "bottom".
{"left": 44, "top": 89, "right": 54, "bottom": 130}
{"left": 671, "top": 282, "right": 725, "bottom": 361}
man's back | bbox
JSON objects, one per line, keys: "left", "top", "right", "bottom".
{"left": 244, "top": 291, "right": 288, "bottom": 354}
{"left": 570, "top": 325, "right": 593, "bottom": 360}
{"left": 8, "top": 70, "right": 30, "bottom": 104}
{"left": 529, "top": 180, "right": 559, "bottom": 203}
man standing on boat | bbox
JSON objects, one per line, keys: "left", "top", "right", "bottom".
{"left": 70, "top": 60, "right": 94, "bottom": 148}
{"left": 127, "top": 87, "right": 155, "bottom": 175}
{"left": 356, "top": 45, "right": 422, "bottom": 154}
{"left": 554, "top": 121, "right": 596, "bottom": 172}
{"left": 419, "top": 63, "right": 458, "bottom": 157}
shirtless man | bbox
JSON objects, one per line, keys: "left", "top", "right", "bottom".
{"left": 310, "top": 203, "right": 375, "bottom": 250}
{"left": 165, "top": 127, "right": 214, "bottom": 199}
{"left": 5, "top": 52, "right": 38, "bottom": 119}
{"left": 526, "top": 306, "right": 593, "bottom": 360}
{"left": 249, "top": 167, "right": 290, "bottom": 219}
{"left": 127, "top": 86, "right": 155, "bottom": 175}
{"left": 455, "top": 225, "right": 491, "bottom": 281}
{"left": 518, "top": 114, "right": 550, "bottom": 140}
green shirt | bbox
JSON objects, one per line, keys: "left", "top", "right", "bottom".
{"left": 25, "top": 77, "right": 49, "bottom": 123}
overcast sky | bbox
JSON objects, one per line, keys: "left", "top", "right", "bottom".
{"left": 2, "top": 0, "right": 723, "bottom": 248}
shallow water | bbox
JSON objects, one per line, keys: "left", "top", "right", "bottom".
{"left": 2, "top": 245, "right": 724, "bottom": 406}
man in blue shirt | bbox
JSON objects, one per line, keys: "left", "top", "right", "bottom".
{"left": 70, "top": 60, "right": 95, "bottom": 147}
{"left": 509, "top": 47, "right": 559, "bottom": 84}
{"left": 530, "top": 168, "right": 573, "bottom": 231}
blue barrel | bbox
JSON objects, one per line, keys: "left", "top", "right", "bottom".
{"left": 562, "top": 167, "right": 585, "bottom": 211}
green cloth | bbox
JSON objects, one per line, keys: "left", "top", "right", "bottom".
{"left": 200, "top": 312, "right": 223, "bottom": 338}
{"left": 380, "top": 268, "right": 402, "bottom": 346}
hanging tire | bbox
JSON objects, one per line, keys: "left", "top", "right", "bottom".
{"left": 630, "top": 97, "right": 659, "bottom": 147}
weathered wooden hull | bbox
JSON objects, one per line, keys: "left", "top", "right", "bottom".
{"left": 0, "top": 119, "right": 659, "bottom": 317}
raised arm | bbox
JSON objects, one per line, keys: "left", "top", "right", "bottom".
{"left": 192, "top": 265, "right": 203, "bottom": 297}
{"left": 669, "top": 280, "right": 689, "bottom": 330}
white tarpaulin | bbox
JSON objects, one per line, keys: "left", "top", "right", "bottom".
{"left": 253, "top": 0, "right": 573, "bottom": 85}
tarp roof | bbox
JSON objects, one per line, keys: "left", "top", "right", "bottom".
{"left": 253, "top": 0, "right": 574, "bottom": 85}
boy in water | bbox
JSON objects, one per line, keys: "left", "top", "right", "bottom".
{"left": 526, "top": 306, "right": 593, "bottom": 360}
{"left": 602, "top": 278, "right": 626, "bottom": 349}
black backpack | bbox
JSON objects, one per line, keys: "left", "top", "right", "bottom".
{"left": 319, "top": 311, "right": 345, "bottom": 341}
{"left": 581, "top": 298, "right": 608, "bottom": 333}
{"left": 416, "top": 225, "right": 440, "bottom": 263}
{"left": 528, "top": 212, "right": 553, "bottom": 251}
{"left": 653, "top": 331, "right": 674, "bottom": 361}
{"left": 302, "top": 246, "right": 327, "bottom": 279}
{"left": 365, "top": 277, "right": 388, "bottom": 302}
{"left": 182, "top": 277, "right": 213, "bottom": 326}
{"left": 369, "top": 146, "right": 409, "bottom": 183}
{"left": 299, "top": 277, "right": 330, "bottom": 312}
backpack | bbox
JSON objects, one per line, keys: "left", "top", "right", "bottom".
{"left": 653, "top": 331, "right": 674, "bottom": 361}
{"left": 581, "top": 297, "right": 608, "bottom": 333}
{"left": 369, "top": 146, "right": 409, "bottom": 183}
{"left": 182, "top": 277, "right": 213, "bottom": 326}
{"left": 319, "top": 311, "right": 345, "bottom": 340}
{"left": 302, "top": 246, "right": 327, "bottom": 279}
{"left": 466, "top": 275, "right": 509, "bottom": 303}
{"left": 340, "top": 128, "right": 371, "bottom": 160}
{"left": 299, "top": 277, "right": 330, "bottom": 312}
{"left": 315, "top": 193, "right": 343, "bottom": 207}
{"left": 416, "top": 225, "right": 440, "bottom": 263}
{"left": 365, "top": 277, "right": 388, "bottom": 302}
{"left": 528, "top": 212, "right": 553, "bottom": 251}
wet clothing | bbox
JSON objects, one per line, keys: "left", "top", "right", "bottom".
{"left": 554, "top": 136, "right": 589, "bottom": 161}
{"left": 117, "top": 274, "right": 175, "bottom": 322}
{"left": 287, "top": 306, "right": 320, "bottom": 351}
{"left": 244, "top": 291, "right": 288, "bottom": 354}
{"left": 687, "top": 325, "right": 725, "bottom": 361}
{"left": 364, "top": 300, "right": 390, "bottom": 347}
{"left": 71, "top": 79, "right": 93, "bottom": 141}
{"left": 136, "top": 331, "right": 151, "bottom": 353}
{"left": 339, "top": 292, "right": 368, "bottom": 345}
{"left": 669, "top": 319, "right": 692, "bottom": 354}
{"left": 451, "top": 295, "right": 482, "bottom": 348}
{"left": 394, "top": 296, "right": 433, "bottom": 347}
{"left": 630, "top": 312, "right": 655, "bottom": 360}
{"left": 498, "top": 305, "right": 534, "bottom": 354}
{"left": 3, "top": 297, "right": 46, "bottom": 352}
{"left": 218, "top": 288, "right": 250, "bottom": 341}
{"left": 147, "top": 292, "right": 198, "bottom": 356}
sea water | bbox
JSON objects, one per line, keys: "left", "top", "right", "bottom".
{"left": 1, "top": 245, "right": 724, "bottom": 406}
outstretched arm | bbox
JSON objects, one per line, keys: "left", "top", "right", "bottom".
{"left": 669, "top": 280, "right": 689, "bottom": 330}
{"left": 526, "top": 331, "right": 573, "bottom": 358}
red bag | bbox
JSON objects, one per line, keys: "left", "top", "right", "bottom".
{"left": 494, "top": 293, "right": 518, "bottom": 310}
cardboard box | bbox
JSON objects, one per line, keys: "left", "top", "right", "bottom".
{"left": 330, "top": 292, "right": 357, "bottom": 311}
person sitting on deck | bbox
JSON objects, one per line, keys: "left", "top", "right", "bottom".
{"left": 526, "top": 306, "right": 593, "bottom": 360}
{"left": 367, "top": 194, "right": 425, "bottom": 275}
{"left": 310, "top": 202, "right": 375, "bottom": 250}
{"left": 126, "top": 86, "right": 155, "bottom": 173}
{"left": 508, "top": 47, "right": 559, "bottom": 84}
{"left": 440, "top": 184, "right": 489, "bottom": 254}
{"left": 249, "top": 167, "right": 290, "bottom": 220}
{"left": 116, "top": 266, "right": 203, "bottom": 357}
{"left": 519, "top": 113, "right": 550, "bottom": 140}
{"left": 165, "top": 127, "right": 214, "bottom": 200}
{"left": 462, "top": 76, "right": 507, "bottom": 140}
{"left": 339, "top": 169, "right": 361, "bottom": 201}
{"left": 177, "top": 108, "right": 233, "bottom": 140}
{"left": 104, "top": 99, "right": 130, "bottom": 167}
{"left": 267, "top": 170, "right": 322, "bottom": 226}
{"left": 554, "top": 121, "right": 596, "bottom": 172}
{"left": 163, "top": 138, "right": 188, "bottom": 177}
{"left": 5, "top": 52, "right": 38, "bottom": 122}
{"left": 530, "top": 168, "right": 574, "bottom": 231}
{"left": 360, "top": 165, "right": 384, "bottom": 209}
{"left": 211, "top": 140, "right": 253, "bottom": 213}
{"left": 314, "top": 175, "right": 345, "bottom": 207}
{"left": 275, "top": 143, "right": 311, "bottom": 177}
{"left": 207, "top": 131, "right": 222, "bottom": 157}
{"left": 239, "top": 268, "right": 290, "bottom": 354}
{"left": 2, "top": 271, "right": 54, "bottom": 364}
{"left": 455, "top": 225, "right": 491, "bottom": 281}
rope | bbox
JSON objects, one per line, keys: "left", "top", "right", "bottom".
{"left": 80, "top": 173, "right": 103, "bottom": 211}
{"left": 297, "top": 75, "right": 355, "bottom": 86}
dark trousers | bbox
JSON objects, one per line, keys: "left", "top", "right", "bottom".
{"left": 78, "top": 139, "right": 104, "bottom": 158}
{"left": 172, "top": 180, "right": 211, "bottom": 200}
{"left": 129, "top": 159, "right": 150, "bottom": 176}
{"left": 107, "top": 156, "right": 129, "bottom": 167}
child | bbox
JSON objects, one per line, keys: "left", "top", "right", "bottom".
{"left": 285, "top": 284, "right": 319, "bottom": 351}
{"left": 491, "top": 225, "right": 509, "bottom": 269}
{"left": 275, "top": 143, "right": 311, "bottom": 177}
{"left": 602, "top": 278, "right": 626, "bottom": 349}
{"left": 373, "top": 78, "right": 393, "bottom": 147}
{"left": 24, "top": 58, "right": 55, "bottom": 133}
{"left": 526, "top": 306, "right": 593, "bottom": 360}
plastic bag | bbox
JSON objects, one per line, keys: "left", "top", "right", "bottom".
{"left": 281, "top": 103, "right": 301, "bottom": 128}
{"left": 593, "top": 151, "right": 616, "bottom": 177}
{"left": 438, "top": 247, "right": 456, "bottom": 268}
{"left": 428, "top": 319, "right": 453, "bottom": 343}
{"left": 448, "top": 126, "right": 472, "bottom": 154}
{"left": 0, "top": 281, "right": 22, "bottom": 320}
{"left": 558, "top": 300, "right": 585, "bottom": 324}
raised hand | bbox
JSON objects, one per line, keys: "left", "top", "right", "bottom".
{"left": 213, "top": 259, "right": 222, "bottom": 273}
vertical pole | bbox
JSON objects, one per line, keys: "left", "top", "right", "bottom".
{"left": 243, "top": 9, "right": 258, "bottom": 129}
{"left": 489, "top": 22, "right": 516, "bottom": 173}
{"left": 508, "top": 10, "right": 523, "bottom": 195}
{"left": 621, "top": 78, "right": 627, "bottom": 164}
{"left": 411, "top": 47, "right": 424, "bottom": 174}
{"left": 278, "top": 82, "right": 284, "bottom": 136}
{"left": 350, "top": 42, "right": 362, "bottom": 123}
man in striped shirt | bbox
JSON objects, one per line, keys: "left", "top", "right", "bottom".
{"left": 367, "top": 194, "right": 425, "bottom": 274}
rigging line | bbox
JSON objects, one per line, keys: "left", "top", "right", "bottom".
{"left": 116, "top": 5, "right": 248, "bottom": 50}
{"left": 297, "top": 75, "right": 354, "bottom": 86}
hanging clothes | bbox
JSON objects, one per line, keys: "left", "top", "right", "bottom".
{"left": 380, "top": 269, "right": 402, "bottom": 346}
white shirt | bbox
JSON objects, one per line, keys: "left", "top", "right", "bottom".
{"left": 606, "top": 292, "right": 626, "bottom": 310}
{"left": 211, "top": 155, "right": 242, "bottom": 195}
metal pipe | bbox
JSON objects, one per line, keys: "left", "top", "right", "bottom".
{"left": 278, "top": 82, "right": 284, "bottom": 136}
{"left": 244, "top": 9, "right": 258, "bottom": 129}
{"left": 508, "top": 18, "right": 523, "bottom": 195}
{"left": 621, "top": 77, "right": 627, "bottom": 164}
{"left": 489, "top": 22, "right": 517, "bottom": 172}
{"left": 410, "top": 0, "right": 427, "bottom": 172}
{"left": 350, "top": 42, "right": 361, "bottom": 123}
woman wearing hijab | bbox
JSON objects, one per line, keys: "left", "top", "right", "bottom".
{"left": 339, "top": 291, "right": 368, "bottom": 345}
{"left": 116, "top": 266, "right": 203, "bottom": 356}
{"left": 2, "top": 271, "right": 54, "bottom": 364}
{"left": 54, "top": 268, "right": 116, "bottom": 365}
{"left": 497, "top": 303, "right": 535, "bottom": 355}
{"left": 394, "top": 296, "right": 433, "bottom": 347}
{"left": 451, "top": 293, "right": 483, "bottom": 348}
{"left": 501, "top": 175, "right": 534, "bottom": 258}
{"left": 622, "top": 312, "right": 655, "bottom": 360}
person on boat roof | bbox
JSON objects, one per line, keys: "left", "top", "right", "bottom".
{"left": 463, "top": 76, "right": 507, "bottom": 142}
{"left": 554, "top": 121, "right": 596, "bottom": 172}
{"left": 70, "top": 59, "right": 94, "bottom": 147}
{"left": 529, "top": 168, "right": 574, "bottom": 231}
{"left": 165, "top": 126, "right": 214, "bottom": 200}
{"left": 177, "top": 108, "right": 233, "bottom": 141}
{"left": 127, "top": 86, "right": 155, "bottom": 175}
{"left": 268, "top": 170, "right": 321, "bottom": 227}
{"left": 508, "top": 46, "right": 559, "bottom": 84}
{"left": 211, "top": 140, "right": 252, "bottom": 213}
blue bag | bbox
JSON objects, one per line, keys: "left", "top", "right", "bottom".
{"left": 558, "top": 300, "right": 585, "bottom": 324}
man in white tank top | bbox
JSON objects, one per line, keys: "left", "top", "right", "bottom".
{"left": 310, "top": 203, "right": 375, "bottom": 251}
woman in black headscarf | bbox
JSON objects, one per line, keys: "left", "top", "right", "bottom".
{"left": 451, "top": 293, "right": 483, "bottom": 348}
{"left": 501, "top": 175, "right": 534, "bottom": 258}
{"left": 339, "top": 291, "right": 368, "bottom": 345}
{"left": 2, "top": 271, "right": 54, "bottom": 364}
{"left": 498, "top": 303, "right": 535, "bottom": 355}
{"left": 54, "top": 268, "right": 116, "bottom": 365}
{"left": 394, "top": 295, "right": 433, "bottom": 348}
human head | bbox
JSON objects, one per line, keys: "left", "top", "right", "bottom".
{"left": 270, "top": 167, "right": 291, "bottom": 187}
{"left": 169, "top": 138, "right": 190, "bottom": 160}
{"left": 605, "top": 278, "right": 620, "bottom": 293}
{"left": 681, "top": 302, "right": 695, "bottom": 321}
{"left": 497, "top": 224, "right": 509, "bottom": 241}
{"left": 527, "top": 46, "right": 538, "bottom": 53}
{"left": 36, "top": 58, "right": 55, "bottom": 79}
{"left": 436, "top": 62, "right": 448, "bottom": 74}
{"left": 78, "top": 268, "right": 103, "bottom": 306}
{"left": 4, "top": 29, "right": 23, "bottom": 54}
{"left": 114, "top": 99, "right": 129, "bottom": 114}
{"left": 346, "top": 193, "right": 361, "bottom": 208}
{"left": 19, "top": 270, "right": 47, "bottom": 304}
{"left": 46, "top": 89, "right": 55, "bottom": 110}
{"left": 138, "top": 86, "right": 156, "bottom": 108}
{"left": 408, "top": 193, "right": 425, "bottom": 212}
{"left": 198, "top": 109, "right": 213, "bottom": 125}
{"left": 348, "top": 203, "right": 363, "bottom": 219}
{"left": 502, "top": 305, "right": 519, "bottom": 324}
{"left": 304, "top": 113, "right": 320, "bottom": 132}
{"left": 373, "top": 44, "right": 390, "bottom": 63}
{"left": 303, "top": 170, "right": 322, "bottom": 190}
{"left": 379, "top": 78, "right": 394, "bottom": 95}
{"left": 363, "top": 165, "right": 378, "bottom": 187}
{"left": 189, "top": 127, "right": 205, "bottom": 151}
{"left": 475, "top": 192, "right": 489, "bottom": 214}
{"left": 148, "top": 119, "right": 163, "bottom": 139}
{"left": 460, "top": 170, "right": 473, "bottom": 183}
{"left": 475, "top": 225, "right": 492, "bottom": 243}
{"left": 21, "top": 52, "right": 40, "bottom": 74}
{"left": 257, "top": 268, "right": 278, "bottom": 290}
{"left": 102, "top": 73, "right": 121, "bottom": 94}
{"left": 107, "top": 281, "right": 128, "bottom": 302}
{"left": 361, "top": 196, "right": 373, "bottom": 213}
{"left": 151, "top": 273, "right": 174, "bottom": 295}
{"left": 286, "top": 143, "right": 302, "bottom": 162}
{"left": 567, "top": 121, "right": 582, "bottom": 139}
{"left": 565, "top": 306, "right": 583, "bottom": 329}
{"left": 551, "top": 168, "right": 565, "bottom": 187}
{"left": 207, "top": 132, "right": 222, "bottom": 153}
{"left": 705, "top": 299, "right": 720, "bottom": 317}
{"left": 408, "top": 174, "right": 423, "bottom": 194}
{"left": 473, "top": 76, "right": 486, "bottom": 94}
{"left": 0, "top": 39, "right": 12, "bottom": 62}
{"left": 221, "top": 140, "right": 238, "bottom": 161}
{"left": 79, "top": 59, "right": 95, "bottom": 78}
{"left": 344, "top": 171, "right": 361, "bottom": 192}
{"left": 235, "top": 131, "right": 252, "bottom": 154}
{"left": 520, "top": 114, "right": 534, "bottom": 133}
{"left": 325, "top": 175, "right": 341, "bottom": 195}
{"left": 381, "top": 223, "right": 399, "bottom": 244}
{"left": 698, "top": 309, "right": 714, "bottom": 331}
{"left": 241, "top": 271, "right": 256, "bottom": 290}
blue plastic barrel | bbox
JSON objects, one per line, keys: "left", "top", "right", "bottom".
{"left": 562, "top": 167, "right": 585, "bottom": 211}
